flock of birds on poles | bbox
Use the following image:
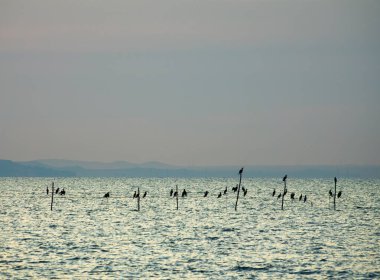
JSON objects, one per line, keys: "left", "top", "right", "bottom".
{"left": 46, "top": 167, "right": 343, "bottom": 211}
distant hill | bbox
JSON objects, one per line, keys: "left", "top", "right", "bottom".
{"left": 0, "top": 160, "right": 75, "bottom": 177}
{"left": 1, "top": 159, "right": 379, "bottom": 178}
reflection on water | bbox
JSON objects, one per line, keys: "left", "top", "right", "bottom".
{"left": 0, "top": 177, "right": 379, "bottom": 278}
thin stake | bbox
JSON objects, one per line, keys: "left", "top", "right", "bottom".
{"left": 138, "top": 187, "right": 140, "bottom": 211}
{"left": 235, "top": 168, "right": 243, "bottom": 211}
{"left": 281, "top": 178, "right": 286, "bottom": 210}
{"left": 176, "top": 185, "right": 179, "bottom": 210}
{"left": 334, "top": 177, "right": 337, "bottom": 211}
{"left": 50, "top": 181, "right": 54, "bottom": 211}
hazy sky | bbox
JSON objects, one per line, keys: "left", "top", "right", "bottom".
{"left": 0, "top": 0, "right": 379, "bottom": 166}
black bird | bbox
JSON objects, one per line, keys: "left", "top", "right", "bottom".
{"left": 46, "top": 187, "right": 49, "bottom": 195}
{"left": 60, "top": 189, "right": 65, "bottom": 195}
{"left": 104, "top": 192, "right": 110, "bottom": 198}
{"left": 242, "top": 186, "right": 246, "bottom": 192}
{"left": 337, "top": 191, "right": 342, "bottom": 198}
{"left": 170, "top": 189, "right": 173, "bottom": 197}
{"left": 133, "top": 191, "right": 137, "bottom": 199}
{"left": 204, "top": 191, "right": 209, "bottom": 197}
{"left": 217, "top": 192, "right": 222, "bottom": 198}
{"left": 272, "top": 189, "right": 276, "bottom": 197}
{"left": 329, "top": 189, "right": 333, "bottom": 197}
{"left": 135, "top": 192, "right": 140, "bottom": 198}
{"left": 173, "top": 191, "right": 178, "bottom": 197}
{"left": 143, "top": 191, "right": 147, "bottom": 198}
{"left": 232, "top": 185, "right": 238, "bottom": 192}
{"left": 283, "top": 189, "right": 288, "bottom": 196}
{"left": 304, "top": 195, "right": 307, "bottom": 203}
{"left": 299, "top": 194, "right": 303, "bottom": 201}
{"left": 277, "top": 193, "right": 282, "bottom": 199}
{"left": 223, "top": 187, "right": 227, "bottom": 195}
{"left": 283, "top": 174, "right": 287, "bottom": 182}
{"left": 181, "top": 189, "right": 187, "bottom": 198}
{"left": 55, "top": 188, "right": 60, "bottom": 194}
{"left": 290, "top": 192, "right": 295, "bottom": 200}
{"left": 239, "top": 167, "right": 244, "bottom": 175}
{"left": 243, "top": 188, "right": 248, "bottom": 197}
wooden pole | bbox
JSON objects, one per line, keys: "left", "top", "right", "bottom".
{"left": 50, "top": 181, "right": 54, "bottom": 211}
{"left": 281, "top": 179, "right": 286, "bottom": 210}
{"left": 334, "top": 177, "right": 337, "bottom": 211}
{"left": 176, "top": 185, "right": 179, "bottom": 210}
{"left": 138, "top": 187, "right": 140, "bottom": 211}
{"left": 235, "top": 171, "right": 243, "bottom": 211}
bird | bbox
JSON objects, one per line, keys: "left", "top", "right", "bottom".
{"left": 239, "top": 167, "right": 244, "bottom": 175}
{"left": 272, "top": 189, "right": 276, "bottom": 197}
{"left": 142, "top": 191, "right": 147, "bottom": 198}
{"left": 243, "top": 188, "right": 248, "bottom": 197}
{"left": 283, "top": 189, "right": 288, "bottom": 196}
{"left": 181, "top": 189, "right": 187, "bottom": 198}
{"left": 232, "top": 185, "right": 238, "bottom": 192}
{"left": 242, "top": 186, "right": 246, "bottom": 192}
{"left": 55, "top": 188, "right": 60, "bottom": 194}
{"left": 290, "top": 192, "right": 295, "bottom": 200}
{"left": 299, "top": 194, "right": 303, "bottom": 201}
{"left": 283, "top": 174, "right": 287, "bottom": 182}
{"left": 46, "top": 187, "right": 49, "bottom": 195}
{"left": 304, "top": 195, "right": 307, "bottom": 203}
{"left": 217, "top": 192, "right": 222, "bottom": 198}
{"left": 204, "top": 191, "right": 209, "bottom": 197}
{"left": 133, "top": 191, "right": 137, "bottom": 199}
{"left": 329, "top": 189, "right": 333, "bottom": 197}
{"left": 223, "top": 187, "right": 227, "bottom": 195}
{"left": 173, "top": 191, "right": 178, "bottom": 197}
{"left": 60, "top": 189, "right": 65, "bottom": 195}
{"left": 337, "top": 191, "right": 342, "bottom": 198}
{"left": 170, "top": 189, "right": 173, "bottom": 197}
{"left": 277, "top": 193, "right": 282, "bottom": 199}
{"left": 104, "top": 192, "right": 110, "bottom": 198}
{"left": 135, "top": 191, "right": 140, "bottom": 198}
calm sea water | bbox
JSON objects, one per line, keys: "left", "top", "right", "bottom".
{"left": 0, "top": 177, "right": 379, "bottom": 279}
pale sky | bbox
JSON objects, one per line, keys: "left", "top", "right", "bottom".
{"left": 0, "top": 0, "right": 379, "bottom": 166}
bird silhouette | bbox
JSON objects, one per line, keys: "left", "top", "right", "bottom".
{"left": 142, "top": 191, "right": 147, "bottom": 198}
{"left": 104, "top": 192, "right": 110, "bottom": 198}
{"left": 223, "top": 187, "right": 227, "bottom": 195}
{"left": 55, "top": 188, "right": 60, "bottom": 194}
{"left": 133, "top": 191, "right": 137, "bottom": 199}
{"left": 170, "top": 189, "right": 173, "bottom": 197}
{"left": 181, "top": 189, "right": 187, "bottom": 198}
{"left": 242, "top": 186, "right": 246, "bottom": 192}
{"left": 272, "top": 189, "right": 276, "bottom": 197}
{"left": 329, "top": 189, "right": 333, "bottom": 197}
{"left": 232, "top": 185, "right": 238, "bottom": 192}
{"left": 204, "top": 191, "right": 209, "bottom": 197}
{"left": 299, "top": 194, "right": 303, "bottom": 201}
{"left": 60, "top": 189, "right": 65, "bottom": 195}
{"left": 283, "top": 175, "right": 287, "bottom": 182}
{"left": 243, "top": 188, "right": 248, "bottom": 197}
{"left": 283, "top": 189, "right": 288, "bottom": 196}
{"left": 304, "top": 195, "right": 307, "bottom": 203}
{"left": 46, "top": 187, "right": 49, "bottom": 195}
{"left": 337, "top": 191, "right": 342, "bottom": 198}
{"left": 277, "top": 193, "right": 282, "bottom": 199}
{"left": 173, "top": 191, "right": 178, "bottom": 197}
{"left": 217, "top": 192, "right": 222, "bottom": 198}
{"left": 290, "top": 192, "right": 295, "bottom": 200}
{"left": 239, "top": 167, "right": 244, "bottom": 175}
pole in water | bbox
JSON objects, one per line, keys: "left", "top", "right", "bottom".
{"left": 50, "top": 181, "right": 54, "bottom": 211}
{"left": 235, "top": 167, "right": 243, "bottom": 211}
{"left": 281, "top": 175, "right": 287, "bottom": 210}
{"left": 176, "top": 185, "right": 179, "bottom": 210}
{"left": 334, "top": 177, "right": 337, "bottom": 210}
{"left": 137, "top": 187, "right": 140, "bottom": 211}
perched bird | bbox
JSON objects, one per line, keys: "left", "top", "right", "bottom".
{"left": 223, "top": 187, "right": 227, "bottom": 195}
{"left": 283, "top": 175, "right": 287, "bottom": 182}
{"left": 217, "top": 192, "right": 222, "bottom": 198}
{"left": 142, "top": 191, "right": 147, "bottom": 198}
{"left": 60, "top": 189, "right": 65, "bottom": 196}
{"left": 242, "top": 187, "right": 246, "bottom": 192}
{"left": 133, "top": 191, "right": 137, "bottom": 199}
{"left": 46, "top": 187, "right": 49, "bottom": 195}
{"left": 55, "top": 188, "right": 60, "bottom": 194}
{"left": 337, "top": 191, "right": 342, "bottom": 198}
{"left": 239, "top": 167, "right": 244, "bottom": 175}
{"left": 170, "top": 189, "right": 173, "bottom": 197}
{"left": 243, "top": 188, "right": 248, "bottom": 197}
{"left": 204, "top": 191, "right": 209, "bottom": 197}
{"left": 283, "top": 189, "right": 288, "bottom": 196}
{"left": 277, "top": 193, "right": 282, "bottom": 199}
{"left": 299, "top": 194, "right": 303, "bottom": 201}
{"left": 173, "top": 191, "right": 178, "bottom": 197}
{"left": 181, "top": 189, "right": 187, "bottom": 198}
{"left": 272, "top": 189, "right": 276, "bottom": 197}
{"left": 232, "top": 185, "right": 238, "bottom": 192}
{"left": 290, "top": 192, "right": 295, "bottom": 200}
{"left": 329, "top": 189, "right": 333, "bottom": 197}
{"left": 304, "top": 195, "right": 307, "bottom": 203}
{"left": 104, "top": 192, "right": 110, "bottom": 198}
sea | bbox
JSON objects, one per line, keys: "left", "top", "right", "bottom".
{"left": 0, "top": 177, "right": 379, "bottom": 279}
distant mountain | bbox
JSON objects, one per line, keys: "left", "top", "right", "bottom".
{"left": 0, "top": 160, "right": 75, "bottom": 177}
{"left": 1, "top": 159, "right": 379, "bottom": 178}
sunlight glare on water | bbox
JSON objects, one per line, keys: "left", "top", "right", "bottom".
{"left": 0, "top": 177, "right": 379, "bottom": 279}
